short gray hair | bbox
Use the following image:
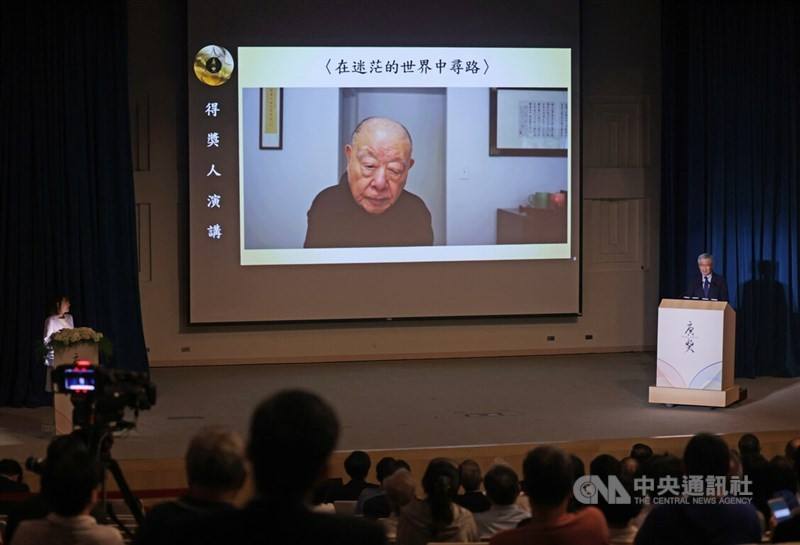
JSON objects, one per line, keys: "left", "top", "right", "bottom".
{"left": 697, "top": 253, "right": 714, "bottom": 263}
{"left": 185, "top": 427, "right": 246, "bottom": 491}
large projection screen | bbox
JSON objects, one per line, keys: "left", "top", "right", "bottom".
{"left": 188, "top": 1, "right": 581, "bottom": 323}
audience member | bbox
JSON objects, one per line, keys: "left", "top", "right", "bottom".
{"left": 134, "top": 428, "right": 246, "bottom": 545}
{"left": 729, "top": 449, "right": 743, "bottom": 477}
{"left": 10, "top": 434, "right": 123, "bottom": 545}
{"left": 397, "top": 458, "right": 478, "bottom": 545}
{"left": 766, "top": 456, "right": 799, "bottom": 509}
{"left": 363, "top": 459, "right": 410, "bottom": 519}
{"left": 473, "top": 464, "right": 529, "bottom": 539}
{"left": 630, "top": 443, "right": 654, "bottom": 465}
{"left": 379, "top": 468, "right": 416, "bottom": 541}
{"left": 0, "top": 459, "right": 30, "bottom": 518}
{"left": 631, "top": 453, "right": 682, "bottom": 529}
{"left": 785, "top": 437, "right": 800, "bottom": 463}
{"left": 739, "top": 433, "right": 762, "bottom": 459}
{"left": 620, "top": 456, "right": 640, "bottom": 480}
{"left": 568, "top": 453, "right": 587, "bottom": 513}
{"left": 358, "top": 457, "right": 398, "bottom": 517}
{"left": 328, "top": 450, "right": 377, "bottom": 501}
{"left": 0, "top": 460, "right": 29, "bottom": 494}
{"left": 179, "top": 390, "right": 386, "bottom": 545}
{"left": 490, "top": 446, "right": 608, "bottom": 545}
{"left": 634, "top": 433, "right": 761, "bottom": 545}
{"left": 455, "top": 459, "right": 491, "bottom": 513}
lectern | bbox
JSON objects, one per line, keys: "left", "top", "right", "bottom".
{"left": 649, "top": 299, "right": 742, "bottom": 408}
{"left": 53, "top": 343, "right": 99, "bottom": 434}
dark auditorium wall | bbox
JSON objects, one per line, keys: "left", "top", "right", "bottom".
{"left": 128, "top": 0, "right": 662, "bottom": 366}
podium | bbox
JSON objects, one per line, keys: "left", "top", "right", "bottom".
{"left": 53, "top": 343, "right": 99, "bottom": 434}
{"left": 649, "top": 299, "right": 742, "bottom": 408}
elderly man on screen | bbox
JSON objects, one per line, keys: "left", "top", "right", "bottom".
{"left": 685, "top": 252, "right": 729, "bottom": 301}
{"left": 303, "top": 117, "right": 433, "bottom": 248}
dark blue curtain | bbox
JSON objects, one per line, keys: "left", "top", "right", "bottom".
{"left": 661, "top": 0, "right": 800, "bottom": 377}
{"left": 0, "top": 2, "right": 148, "bottom": 406}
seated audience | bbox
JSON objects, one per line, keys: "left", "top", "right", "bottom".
{"left": 397, "top": 458, "right": 479, "bottom": 545}
{"left": 134, "top": 428, "right": 246, "bottom": 545}
{"left": 619, "top": 456, "right": 640, "bottom": 480}
{"left": 329, "top": 450, "right": 377, "bottom": 501}
{"left": 630, "top": 443, "right": 654, "bottom": 465}
{"left": 358, "top": 457, "right": 398, "bottom": 516}
{"left": 568, "top": 453, "right": 587, "bottom": 513}
{"left": 729, "top": 449, "right": 743, "bottom": 477}
{"left": 739, "top": 433, "right": 762, "bottom": 459}
{"left": 473, "top": 464, "right": 530, "bottom": 539}
{"left": 10, "top": 434, "right": 123, "bottom": 545}
{"left": 0, "top": 460, "right": 29, "bottom": 494}
{"left": 455, "top": 459, "right": 491, "bottom": 513}
{"left": 0, "top": 459, "right": 30, "bottom": 518}
{"left": 767, "top": 456, "right": 798, "bottom": 499}
{"left": 379, "top": 468, "right": 416, "bottom": 541}
{"left": 631, "top": 453, "right": 683, "bottom": 529}
{"left": 634, "top": 433, "right": 761, "bottom": 545}
{"left": 178, "top": 389, "right": 386, "bottom": 545}
{"left": 588, "top": 455, "right": 641, "bottom": 545}
{"left": 363, "top": 459, "right": 411, "bottom": 519}
{"left": 490, "top": 446, "right": 608, "bottom": 545}
{"left": 785, "top": 437, "right": 800, "bottom": 462}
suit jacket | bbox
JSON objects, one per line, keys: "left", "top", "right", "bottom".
{"left": 685, "top": 272, "right": 729, "bottom": 301}
{"left": 177, "top": 498, "right": 387, "bottom": 545}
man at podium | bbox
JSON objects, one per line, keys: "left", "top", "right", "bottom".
{"left": 685, "top": 252, "right": 729, "bottom": 301}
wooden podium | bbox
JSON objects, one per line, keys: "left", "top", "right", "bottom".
{"left": 649, "top": 299, "right": 742, "bottom": 408}
{"left": 53, "top": 343, "right": 99, "bottom": 434}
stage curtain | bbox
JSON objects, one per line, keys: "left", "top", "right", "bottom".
{"left": 660, "top": 0, "right": 800, "bottom": 377}
{"left": 0, "top": 3, "right": 148, "bottom": 406}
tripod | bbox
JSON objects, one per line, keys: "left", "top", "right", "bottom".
{"left": 74, "top": 420, "right": 146, "bottom": 539}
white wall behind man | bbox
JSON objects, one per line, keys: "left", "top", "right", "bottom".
{"left": 446, "top": 88, "right": 569, "bottom": 245}
{"left": 243, "top": 87, "right": 339, "bottom": 249}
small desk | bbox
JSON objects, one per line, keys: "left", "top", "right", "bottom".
{"left": 496, "top": 207, "right": 567, "bottom": 244}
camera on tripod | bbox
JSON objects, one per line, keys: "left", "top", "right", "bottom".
{"left": 51, "top": 359, "right": 156, "bottom": 431}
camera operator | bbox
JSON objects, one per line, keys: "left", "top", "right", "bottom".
{"left": 9, "top": 434, "right": 123, "bottom": 545}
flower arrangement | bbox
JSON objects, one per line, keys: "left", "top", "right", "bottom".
{"left": 51, "top": 327, "right": 104, "bottom": 346}
{"left": 48, "top": 327, "right": 113, "bottom": 357}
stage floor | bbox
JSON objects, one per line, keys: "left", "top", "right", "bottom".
{"left": 2, "top": 352, "right": 800, "bottom": 463}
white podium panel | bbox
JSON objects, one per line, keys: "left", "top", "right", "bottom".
{"left": 657, "top": 307, "right": 724, "bottom": 389}
{"left": 650, "top": 299, "right": 740, "bottom": 407}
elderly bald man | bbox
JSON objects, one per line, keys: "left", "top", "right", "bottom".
{"left": 304, "top": 117, "right": 433, "bottom": 248}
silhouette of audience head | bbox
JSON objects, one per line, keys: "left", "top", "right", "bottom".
{"left": 483, "top": 464, "right": 520, "bottom": 507}
{"left": 41, "top": 434, "right": 103, "bottom": 517}
{"left": 423, "top": 458, "right": 460, "bottom": 528}
{"left": 344, "top": 450, "right": 372, "bottom": 482}
{"left": 738, "top": 433, "right": 761, "bottom": 458}
{"left": 590, "top": 454, "right": 621, "bottom": 478}
{"left": 458, "top": 459, "right": 482, "bottom": 493}
{"left": 185, "top": 427, "right": 246, "bottom": 499}
{"left": 785, "top": 437, "right": 800, "bottom": 462}
{"left": 685, "top": 433, "right": 729, "bottom": 477}
{"left": 641, "top": 454, "right": 683, "bottom": 498}
{"left": 248, "top": 389, "right": 340, "bottom": 502}
{"left": 630, "top": 443, "right": 654, "bottom": 464}
{"left": 376, "top": 457, "right": 399, "bottom": 484}
{"left": 0, "top": 458, "right": 24, "bottom": 482}
{"left": 523, "top": 446, "right": 574, "bottom": 510}
{"left": 619, "top": 456, "right": 639, "bottom": 479}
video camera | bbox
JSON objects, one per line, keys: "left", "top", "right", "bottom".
{"left": 51, "top": 360, "right": 156, "bottom": 432}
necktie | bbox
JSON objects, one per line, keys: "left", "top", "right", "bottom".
{"left": 703, "top": 277, "right": 710, "bottom": 298}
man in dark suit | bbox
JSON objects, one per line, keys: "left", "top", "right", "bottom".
{"left": 177, "top": 390, "right": 386, "bottom": 545}
{"left": 685, "top": 253, "right": 729, "bottom": 301}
